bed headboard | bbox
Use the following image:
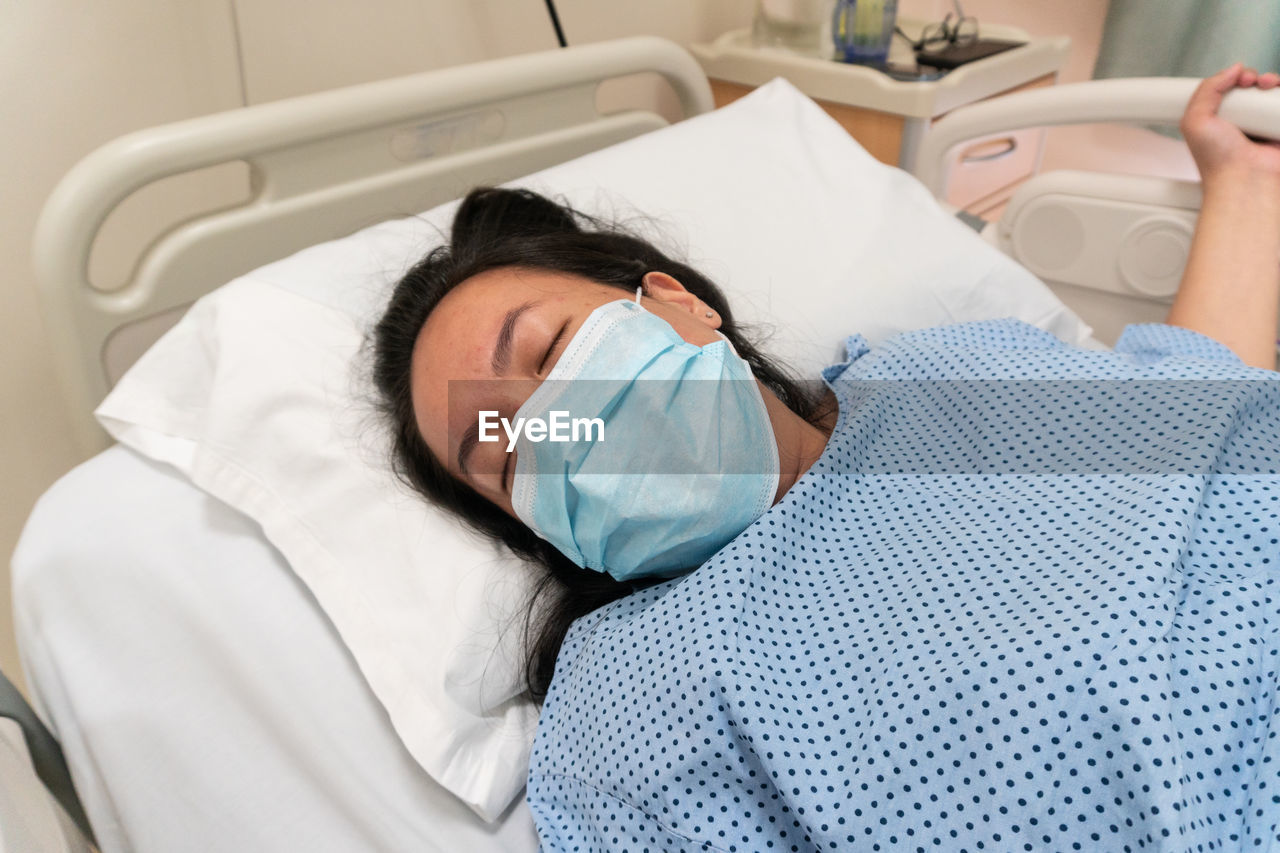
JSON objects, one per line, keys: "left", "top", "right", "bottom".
{"left": 33, "top": 36, "right": 713, "bottom": 455}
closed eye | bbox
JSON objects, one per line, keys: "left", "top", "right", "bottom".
{"left": 503, "top": 448, "right": 514, "bottom": 495}
{"left": 538, "top": 321, "right": 569, "bottom": 375}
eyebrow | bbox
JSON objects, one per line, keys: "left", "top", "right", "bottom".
{"left": 492, "top": 301, "right": 538, "bottom": 376}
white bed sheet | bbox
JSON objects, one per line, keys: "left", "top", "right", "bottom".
{"left": 12, "top": 446, "right": 538, "bottom": 853}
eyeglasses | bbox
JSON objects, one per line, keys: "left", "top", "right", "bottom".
{"left": 896, "top": 0, "right": 979, "bottom": 53}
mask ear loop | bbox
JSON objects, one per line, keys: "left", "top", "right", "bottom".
{"left": 634, "top": 285, "right": 643, "bottom": 304}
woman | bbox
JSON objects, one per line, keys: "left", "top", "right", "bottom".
{"left": 376, "top": 66, "right": 1280, "bottom": 849}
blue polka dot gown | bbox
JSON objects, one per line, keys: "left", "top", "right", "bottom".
{"left": 527, "top": 320, "right": 1280, "bottom": 852}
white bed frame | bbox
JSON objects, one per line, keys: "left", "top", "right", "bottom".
{"left": 33, "top": 37, "right": 1280, "bottom": 455}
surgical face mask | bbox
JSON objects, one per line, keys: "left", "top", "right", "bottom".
{"left": 509, "top": 295, "right": 780, "bottom": 582}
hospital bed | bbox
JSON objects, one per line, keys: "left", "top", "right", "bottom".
{"left": 12, "top": 36, "right": 1280, "bottom": 852}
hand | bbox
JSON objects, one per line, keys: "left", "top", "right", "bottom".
{"left": 1180, "top": 63, "right": 1280, "bottom": 186}
{"left": 1168, "top": 64, "right": 1280, "bottom": 370}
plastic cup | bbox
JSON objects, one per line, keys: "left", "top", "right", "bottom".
{"left": 832, "top": 0, "right": 898, "bottom": 64}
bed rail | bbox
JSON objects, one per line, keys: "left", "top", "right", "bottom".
{"left": 33, "top": 36, "right": 713, "bottom": 455}
{"left": 916, "top": 77, "right": 1280, "bottom": 197}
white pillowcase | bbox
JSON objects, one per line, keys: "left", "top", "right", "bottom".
{"left": 96, "top": 78, "right": 1091, "bottom": 822}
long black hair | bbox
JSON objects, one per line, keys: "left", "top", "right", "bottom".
{"left": 372, "top": 187, "right": 827, "bottom": 700}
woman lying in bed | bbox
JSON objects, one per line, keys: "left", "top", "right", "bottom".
{"left": 374, "top": 65, "right": 1280, "bottom": 850}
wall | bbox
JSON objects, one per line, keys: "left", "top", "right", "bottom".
{"left": 233, "top": 0, "right": 751, "bottom": 103}
{"left": 0, "top": 2, "right": 753, "bottom": 696}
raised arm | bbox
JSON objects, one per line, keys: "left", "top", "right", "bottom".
{"left": 1165, "top": 64, "right": 1280, "bottom": 369}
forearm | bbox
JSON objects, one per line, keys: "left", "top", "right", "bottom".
{"left": 1165, "top": 170, "right": 1280, "bottom": 368}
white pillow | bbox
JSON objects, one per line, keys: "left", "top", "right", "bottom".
{"left": 95, "top": 78, "right": 1091, "bottom": 822}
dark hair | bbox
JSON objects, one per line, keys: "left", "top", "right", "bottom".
{"left": 372, "top": 187, "right": 826, "bottom": 701}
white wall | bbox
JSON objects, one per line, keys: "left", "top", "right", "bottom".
{"left": 236, "top": 0, "right": 752, "bottom": 104}
{"left": 0, "top": 1, "right": 754, "bottom": 695}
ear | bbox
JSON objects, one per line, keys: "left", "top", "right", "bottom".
{"left": 640, "top": 271, "right": 721, "bottom": 329}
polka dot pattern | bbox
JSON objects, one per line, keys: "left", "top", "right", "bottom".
{"left": 527, "top": 320, "right": 1280, "bottom": 852}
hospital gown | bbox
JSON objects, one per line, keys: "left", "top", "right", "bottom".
{"left": 526, "top": 319, "right": 1280, "bottom": 852}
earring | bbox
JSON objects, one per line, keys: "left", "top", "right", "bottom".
{"left": 705, "top": 310, "right": 714, "bottom": 318}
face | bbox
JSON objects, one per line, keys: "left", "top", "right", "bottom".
{"left": 410, "top": 267, "right": 724, "bottom": 515}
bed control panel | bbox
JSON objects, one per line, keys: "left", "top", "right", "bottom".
{"left": 995, "top": 170, "right": 1208, "bottom": 343}
{"left": 998, "top": 170, "right": 1202, "bottom": 301}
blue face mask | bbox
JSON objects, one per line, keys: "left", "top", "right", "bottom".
{"left": 509, "top": 296, "right": 780, "bottom": 582}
